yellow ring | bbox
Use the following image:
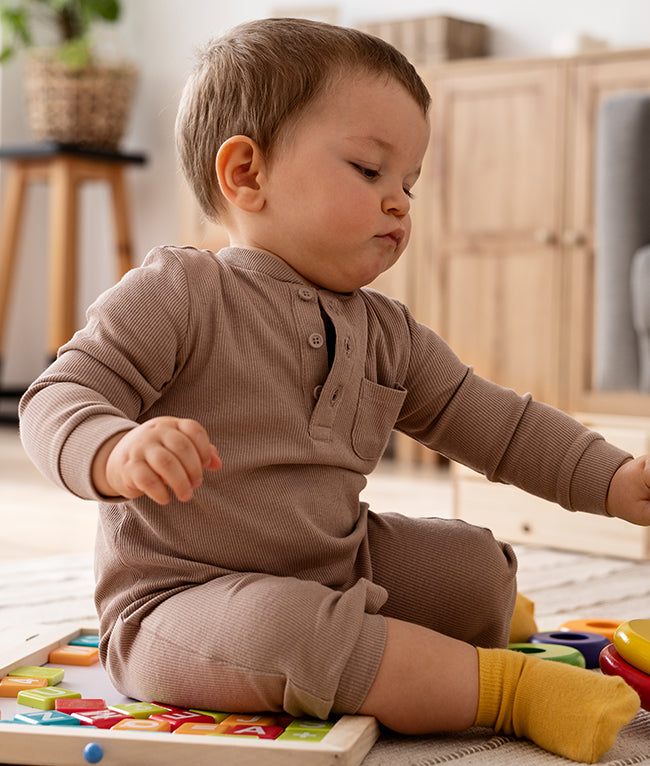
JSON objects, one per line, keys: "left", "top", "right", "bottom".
{"left": 613, "top": 619, "right": 650, "bottom": 675}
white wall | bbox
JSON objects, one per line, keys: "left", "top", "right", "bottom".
{"left": 1, "top": 0, "right": 650, "bottom": 384}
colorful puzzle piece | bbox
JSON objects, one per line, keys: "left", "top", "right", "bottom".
{"left": 8, "top": 666, "right": 64, "bottom": 685}
{"left": 72, "top": 708, "right": 130, "bottom": 728}
{"left": 108, "top": 702, "right": 169, "bottom": 719}
{"left": 48, "top": 645, "right": 99, "bottom": 666}
{"left": 226, "top": 724, "right": 284, "bottom": 739}
{"left": 54, "top": 698, "right": 105, "bottom": 714}
{"left": 69, "top": 635, "right": 100, "bottom": 648}
{"left": 17, "top": 687, "right": 81, "bottom": 711}
{"left": 188, "top": 708, "right": 231, "bottom": 723}
{"left": 149, "top": 710, "right": 215, "bottom": 731}
{"left": 173, "top": 722, "right": 222, "bottom": 735}
{"left": 0, "top": 676, "right": 48, "bottom": 697}
{"left": 14, "top": 710, "right": 81, "bottom": 726}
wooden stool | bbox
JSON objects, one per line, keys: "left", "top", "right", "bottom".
{"left": 0, "top": 143, "right": 147, "bottom": 376}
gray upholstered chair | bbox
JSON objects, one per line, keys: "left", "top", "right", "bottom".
{"left": 594, "top": 90, "right": 650, "bottom": 392}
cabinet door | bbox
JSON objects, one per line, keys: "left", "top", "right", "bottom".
{"left": 430, "top": 61, "right": 566, "bottom": 406}
{"left": 566, "top": 50, "right": 650, "bottom": 416}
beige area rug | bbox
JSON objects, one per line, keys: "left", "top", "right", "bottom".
{"left": 1, "top": 545, "right": 649, "bottom": 765}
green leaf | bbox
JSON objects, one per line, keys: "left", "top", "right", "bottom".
{"left": 57, "top": 34, "right": 91, "bottom": 67}
{"left": 81, "top": 0, "right": 120, "bottom": 23}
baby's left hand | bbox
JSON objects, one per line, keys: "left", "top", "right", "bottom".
{"left": 606, "top": 456, "right": 650, "bottom": 526}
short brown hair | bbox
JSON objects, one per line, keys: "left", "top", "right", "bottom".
{"left": 175, "top": 17, "right": 431, "bottom": 221}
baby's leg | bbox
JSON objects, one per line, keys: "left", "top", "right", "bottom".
{"left": 359, "top": 617, "right": 639, "bottom": 764}
{"left": 366, "top": 512, "right": 517, "bottom": 646}
{"left": 103, "top": 572, "right": 388, "bottom": 719}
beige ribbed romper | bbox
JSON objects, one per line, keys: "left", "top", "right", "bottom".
{"left": 20, "top": 246, "right": 630, "bottom": 718}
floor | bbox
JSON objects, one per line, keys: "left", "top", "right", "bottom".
{"left": 0, "top": 424, "right": 454, "bottom": 560}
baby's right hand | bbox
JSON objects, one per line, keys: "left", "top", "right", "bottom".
{"left": 93, "top": 417, "right": 222, "bottom": 504}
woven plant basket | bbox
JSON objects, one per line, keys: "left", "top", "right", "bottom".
{"left": 24, "top": 52, "right": 137, "bottom": 150}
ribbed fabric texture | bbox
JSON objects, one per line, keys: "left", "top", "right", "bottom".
{"left": 475, "top": 647, "right": 640, "bottom": 763}
{"left": 19, "top": 245, "right": 632, "bottom": 714}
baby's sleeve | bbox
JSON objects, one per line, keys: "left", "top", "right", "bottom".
{"left": 396, "top": 312, "right": 630, "bottom": 516}
{"left": 19, "top": 246, "right": 191, "bottom": 500}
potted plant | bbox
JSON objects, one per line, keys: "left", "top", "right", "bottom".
{"left": 0, "top": 0, "right": 136, "bottom": 149}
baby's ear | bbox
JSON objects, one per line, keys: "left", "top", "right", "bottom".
{"left": 216, "top": 136, "right": 266, "bottom": 212}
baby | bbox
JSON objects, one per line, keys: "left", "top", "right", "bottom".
{"left": 20, "top": 17, "right": 647, "bottom": 763}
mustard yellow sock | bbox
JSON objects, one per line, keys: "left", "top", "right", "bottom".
{"left": 508, "top": 593, "right": 538, "bottom": 643}
{"left": 474, "top": 647, "right": 640, "bottom": 763}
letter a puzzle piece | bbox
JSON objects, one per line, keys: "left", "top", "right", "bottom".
{"left": 228, "top": 724, "right": 284, "bottom": 739}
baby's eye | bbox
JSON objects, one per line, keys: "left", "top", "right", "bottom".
{"left": 403, "top": 187, "right": 415, "bottom": 200}
{"left": 352, "top": 163, "right": 380, "bottom": 181}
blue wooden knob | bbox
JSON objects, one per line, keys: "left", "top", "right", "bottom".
{"left": 83, "top": 743, "right": 104, "bottom": 764}
{"left": 529, "top": 630, "right": 610, "bottom": 668}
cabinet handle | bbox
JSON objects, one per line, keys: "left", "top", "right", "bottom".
{"left": 533, "top": 227, "right": 556, "bottom": 245}
{"left": 562, "top": 229, "right": 586, "bottom": 246}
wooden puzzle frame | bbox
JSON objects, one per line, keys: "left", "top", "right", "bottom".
{"left": 0, "top": 625, "right": 380, "bottom": 766}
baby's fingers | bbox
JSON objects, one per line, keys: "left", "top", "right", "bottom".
{"left": 119, "top": 460, "right": 172, "bottom": 505}
{"left": 145, "top": 440, "right": 198, "bottom": 502}
{"left": 176, "top": 418, "right": 222, "bottom": 472}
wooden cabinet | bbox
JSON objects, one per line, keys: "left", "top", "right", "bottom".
{"left": 421, "top": 48, "right": 650, "bottom": 557}
{"left": 565, "top": 51, "right": 650, "bottom": 416}
{"left": 388, "top": 48, "right": 650, "bottom": 417}
{"left": 427, "top": 59, "right": 567, "bottom": 407}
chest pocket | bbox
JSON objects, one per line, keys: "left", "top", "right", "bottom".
{"left": 351, "top": 378, "right": 407, "bottom": 461}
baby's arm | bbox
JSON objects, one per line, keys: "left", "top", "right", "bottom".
{"left": 92, "top": 416, "right": 221, "bottom": 504}
{"left": 606, "top": 455, "right": 650, "bottom": 526}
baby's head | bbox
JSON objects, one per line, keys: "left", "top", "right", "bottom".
{"left": 176, "top": 17, "right": 430, "bottom": 222}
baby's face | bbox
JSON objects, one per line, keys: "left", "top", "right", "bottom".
{"left": 251, "top": 72, "right": 430, "bottom": 293}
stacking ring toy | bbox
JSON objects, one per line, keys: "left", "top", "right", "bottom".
{"left": 613, "top": 620, "right": 650, "bottom": 675}
{"left": 559, "top": 619, "right": 623, "bottom": 643}
{"left": 529, "top": 630, "right": 610, "bottom": 668}
{"left": 600, "top": 643, "right": 650, "bottom": 710}
{"left": 508, "top": 642, "right": 586, "bottom": 667}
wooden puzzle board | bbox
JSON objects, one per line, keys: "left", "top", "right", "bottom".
{"left": 0, "top": 626, "right": 379, "bottom": 766}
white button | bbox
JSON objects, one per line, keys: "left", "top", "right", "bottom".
{"left": 298, "top": 288, "right": 314, "bottom": 301}
{"left": 308, "top": 333, "right": 324, "bottom": 348}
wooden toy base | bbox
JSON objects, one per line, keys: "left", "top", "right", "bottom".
{"left": 0, "top": 626, "right": 380, "bottom": 766}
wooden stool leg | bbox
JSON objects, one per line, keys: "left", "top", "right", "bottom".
{"left": 47, "top": 158, "right": 78, "bottom": 358}
{"left": 108, "top": 165, "right": 134, "bottom": 277}
{"left": 0, "top": 163, "right": 28, "bottom": 359}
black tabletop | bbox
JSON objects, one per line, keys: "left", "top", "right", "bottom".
{"left": 0, "top": 141, "right": 147, "bottom": 164}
